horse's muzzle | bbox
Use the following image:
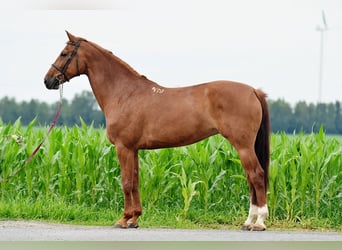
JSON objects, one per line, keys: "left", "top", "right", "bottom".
{"left": 44, "top": 77, "right": 60, "bottom": 90}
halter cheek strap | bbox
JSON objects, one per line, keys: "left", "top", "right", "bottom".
{"left": 52, "top": 40, "right": 82, "bottom": 82}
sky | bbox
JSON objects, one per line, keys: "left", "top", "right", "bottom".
{"left": 0, "top": 0, "right": 341, "bottom": 105}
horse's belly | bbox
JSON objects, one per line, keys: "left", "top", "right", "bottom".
{"left": 140, "top": 123, "right": 218, "bottom": 149}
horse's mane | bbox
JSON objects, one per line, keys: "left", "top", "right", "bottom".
{"left": 86, "top": 40, "right": 143, "bottom": 78}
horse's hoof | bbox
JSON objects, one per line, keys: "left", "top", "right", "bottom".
{"left": 241, "top": 224, "right": 253, "bottom": 231}
{"left": 114, "top": 223, "right": 128, "bottom": 229}
{"left": 251, "top": 224, "right": 266, "bottom": 231}
{"left": 127, "top": 221, "right": 139, "bottom": 229}
{"left": 241, "top": 224, "right": 266, "bottom": 231}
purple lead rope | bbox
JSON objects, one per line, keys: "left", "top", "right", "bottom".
{"left": 0, "top": 86, "right": 63, "bottom": 183}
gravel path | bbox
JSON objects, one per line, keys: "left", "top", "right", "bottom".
{"left": 0, "top": 220, "right": 341, "bottom": 241}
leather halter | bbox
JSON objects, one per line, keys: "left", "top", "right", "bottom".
{"left": 52, "top": 40, "right": 82, "bottom": 82}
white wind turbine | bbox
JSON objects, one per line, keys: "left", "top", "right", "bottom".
{"left": 316, "top": 10, "right": 329, "bottom": 103}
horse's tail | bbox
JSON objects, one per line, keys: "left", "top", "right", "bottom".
{"left": 254, "top": 89, "right": 270, "bottom": 190}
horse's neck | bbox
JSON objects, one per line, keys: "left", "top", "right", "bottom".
{"left": 84, "top": 46, "right": 157, "bottom": 113}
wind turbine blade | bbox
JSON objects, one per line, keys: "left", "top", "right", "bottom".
{"left": 322, "top": 10, "right": 328, "bottom": 29}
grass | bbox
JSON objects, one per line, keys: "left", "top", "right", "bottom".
{"left": 0, "top": 118, "right": 341, "bottom": 231}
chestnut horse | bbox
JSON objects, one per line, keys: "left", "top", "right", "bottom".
{"left": 44, "top": 31, "right": 270, "bottom": 231}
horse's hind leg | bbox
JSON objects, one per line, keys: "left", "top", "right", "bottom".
{"left": 221, "top": 127, "right": 268, "bottom": 230}
{"left": 236, "top": 147, "right": 268, "bottom": 231}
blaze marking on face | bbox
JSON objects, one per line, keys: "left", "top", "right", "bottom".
{"left": 152, "top": 87, "right": 165, "bottom": 94}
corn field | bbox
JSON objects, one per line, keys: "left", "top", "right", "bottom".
{"left": 0, "top": 118, "right": 341, "bottom": 228}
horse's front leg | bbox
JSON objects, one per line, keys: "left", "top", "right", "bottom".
{"left": 127, "top": 150, "right": 142, "bottom": 228}
{"left": 114, "top": 146, "right": 142, "bottom": 228}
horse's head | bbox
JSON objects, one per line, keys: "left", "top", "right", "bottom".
{"left": 44, "top": 31, "right": 85, "bottom": 89}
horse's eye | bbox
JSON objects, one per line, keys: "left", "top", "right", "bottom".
{"left": 60, "top": 52, "right": 68, "bottom": 57}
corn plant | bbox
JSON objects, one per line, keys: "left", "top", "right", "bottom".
{"left": 0, "top": 118, "right": 341, "bottom": 228}
{"left": 268, "top": 128, "right": 342, "bottom": 224}
{"left": 173, "top": 167, "right": 201, "bottom": 220}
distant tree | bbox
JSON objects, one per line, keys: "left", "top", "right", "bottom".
{"left": 335, "top": 101, "right": 342, "bottom": 134}
{"left": 294, "top": 101, "right": 310, "bottom": 132}
{"left": 20, "top": 100, "right": 43, "bottom": 125}
{"left": 269, "top": 99, "right": 294, "bottom": 133}
{"left": 68, "top": 91, "right": 104, "bottom": 126}
{"left": 0, "top": 97, "right": 19, "bottom": 123}
{"left": 313, "top": 103, "right": 337, "bottom": 133}
{"left": 326, "top": 103, "right": 337, "bottom": 133}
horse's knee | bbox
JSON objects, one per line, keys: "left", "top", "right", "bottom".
{"left": 122, "top": 180, "right": 133, "bottom": 194}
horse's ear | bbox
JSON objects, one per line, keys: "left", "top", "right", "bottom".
{"left": 65, "top": 31, "right": 77, "bottom": 42}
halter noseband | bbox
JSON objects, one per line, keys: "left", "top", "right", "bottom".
{"left": 52, "top": 40, "right": 82, "bottom": 82}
